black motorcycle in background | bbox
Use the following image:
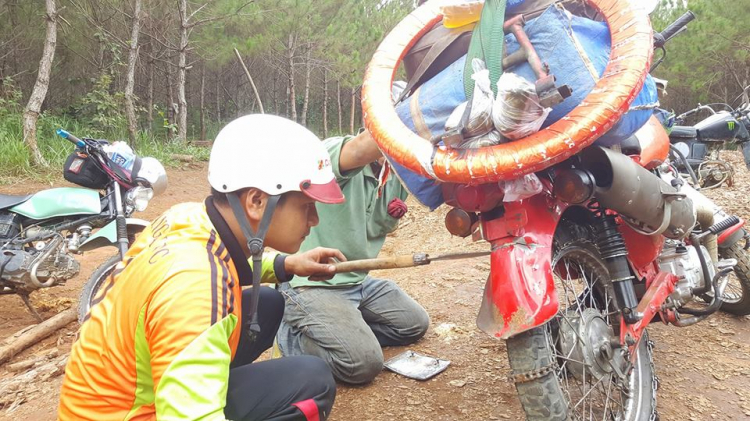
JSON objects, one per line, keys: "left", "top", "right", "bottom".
{"left": 669, "top": 91, "right": 750, "bottom": 189}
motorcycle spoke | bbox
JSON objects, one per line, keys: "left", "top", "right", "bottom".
{"left": 551, "top": 253, "right": 630, "bottom": 420}
{"left": 722, "top": 273, "right": 743, "bottom": 303}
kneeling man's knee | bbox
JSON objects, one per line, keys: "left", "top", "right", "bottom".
{"left": 331, "top": 344, "right": 384, "bottom": 385}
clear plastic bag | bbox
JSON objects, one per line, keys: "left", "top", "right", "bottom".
{"left": 391, "top": 80, "right": 407, "bottom": 103}
{"left": 445, "top": 59, "right": 494, "bottom": 141}
{"left": 104, "top": 141, "right": 136, "bottom": 171}
{"left": 492, "top": 72, "right": 550, "bottom": 140}
{"left": 457, "top": 130, "right": 506, "bottom": 149}
{"left": 500, "top": 173, "right": 543, "bottom": 202}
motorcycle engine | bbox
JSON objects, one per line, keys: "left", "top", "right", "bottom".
{"left": 1, "top": 240, "right": 80, "bottom": 289}
{"left": 0, "top": 212, "right": 21, "bottom": 244}
{"left": 658, "top": 241, "right": 715, "bottom": 307}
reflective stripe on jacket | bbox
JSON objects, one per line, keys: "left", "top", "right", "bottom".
{"left": 59, "top": 200, "right": 281, "bottom": 420}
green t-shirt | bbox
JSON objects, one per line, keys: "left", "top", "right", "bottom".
{"left": 289, "top": 136, "right": 408, "bottom": 288}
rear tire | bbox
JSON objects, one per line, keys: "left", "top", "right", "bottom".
{"left": 719, "top": 241, "right": 750, "bottom": 316}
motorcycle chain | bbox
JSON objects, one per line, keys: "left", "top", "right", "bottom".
{"left": 648, "top": 338, "right": 660, "bottom": 421}
{"left": 510, "top": 363, "right": 556, "bottom": 384}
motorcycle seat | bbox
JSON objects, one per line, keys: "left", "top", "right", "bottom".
{"left": 0, "top": 194, "right": 32, "bottom": 210}
{"left": 670, "top": 125, "right": 698, "bottom": 139}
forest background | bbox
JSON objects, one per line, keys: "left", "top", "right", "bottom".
{"left": 0, "top": 0, "right": 747, "bottom": 179}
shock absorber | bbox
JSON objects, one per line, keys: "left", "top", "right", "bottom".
{"left": 593, "top": 212, "right": 641, "bottom": 324}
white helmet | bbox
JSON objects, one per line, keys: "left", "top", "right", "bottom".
{"left": 208, "top": 114, "right": 344, "bottom": 204}
{"left": 134, "top": 156, "right": 168, "bottom": 196}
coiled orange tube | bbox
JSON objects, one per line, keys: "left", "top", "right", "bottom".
{"left": 361, "top": 0, "right": 653, "bottom": 184}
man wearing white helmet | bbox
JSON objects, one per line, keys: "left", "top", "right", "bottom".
{"left": 59, "top": 114, "right": 345, "bottom": 421}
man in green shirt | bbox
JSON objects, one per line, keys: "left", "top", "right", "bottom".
{"left": 277, "top": 129, "right": 430, "bottom": 384}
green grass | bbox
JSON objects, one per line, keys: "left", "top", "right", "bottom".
{"left": 0, "top": 112, "right": 212, "bottom": 183}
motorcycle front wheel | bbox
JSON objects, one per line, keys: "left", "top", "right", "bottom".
{"left": 78, "top": 254, "right": 121, "bottom": 323}
{"left": 718, "top": 241, "right": 750, "bottom": 316}
{"left": 506, "top": 223, "right": 657, "bottom": 421}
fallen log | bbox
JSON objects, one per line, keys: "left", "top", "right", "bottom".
{"left": 2, "top": 325, "right": 36, "bottom": 347}
{"left": 0, "top": 354, "right": 68, "bottom": 408}
{"left": 6, "top": 348, "right": 59, "bottom": 373}
{"left": 0, "top": 309, "right": 76, "bottom": 366}
{"left": 170, "top": 153, "right": 195, "bottom": 162}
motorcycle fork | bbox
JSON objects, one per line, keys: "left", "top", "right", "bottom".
{"left": 591, "top": 209, "right": 679, "bottom": 357}
{"left": 591, "top": 211, "right": 640, "bottom": 324}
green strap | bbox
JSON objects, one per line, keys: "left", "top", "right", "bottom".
{"left": 464, "top": 0, "right": 507, "bottom": 97}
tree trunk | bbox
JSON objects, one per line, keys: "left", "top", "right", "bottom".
{"left": 124, "top": 0, "right": 142, "bottom": 147}
{"left": 234, "top": 48, "right": 264, "bottom": 114}
{"left": 337, "top": 80, "right": 342, "bottom": 134}
{"left": 22, "top": 0, "right": 57, "bottom": 167}
{"left": 215, "top": 74, "right": 221, "bottom": 123}
{"left": 176, "top": 0, "right": 189, "bottom": 142}
{"left": 349, "top": 86, "right": 356, "bottom": 134}
{"left": 272, "top": 72, "right": 279, "bottom": 115}
{"left": 287, "top": 33, "right": 297, "bottom": 122}
{"left": 284, "top": 80, "right": 290, "bottom": 118}
{"left": 300, "top": 48, "right": 312, "bottom": 126}
{"left": 146, "top": 55, "right": 154, "bottom": 131}
{"left": 323, "top": 69, "right": 328, "bottom": 138}
{"left": 167, "top": 58, "right": 175, "bottom": 125}
{"left": 7, "top": 0, "right": 20, "bottom": 77}
{"left": 200, "top": 65, "right": 206, "bottom": 140}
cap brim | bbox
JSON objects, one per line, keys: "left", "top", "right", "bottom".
{"left": 301, "top": 178, "right": 345, "bottom": 204}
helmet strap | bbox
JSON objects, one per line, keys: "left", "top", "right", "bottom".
{"left": 227, "top": 191, "right": 281, "bottom": 343}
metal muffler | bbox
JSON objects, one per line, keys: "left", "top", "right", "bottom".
{"left": 579, "top": 146, "right": 696, "bottom": 239}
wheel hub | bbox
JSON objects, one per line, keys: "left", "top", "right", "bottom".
{"left": 558, "top": 308, "right": 626, "bottom": 382}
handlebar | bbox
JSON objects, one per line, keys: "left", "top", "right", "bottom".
{"left": 676, "top": 104, "right": 716, "bottom": 122}
{"left": 654, "top": 11, "right": 696, "bottom": 48}
{"left": 56, "top": 129, "right": 85, "bottom": 148}
{"left": 661, "top": 11, "right": 696, "bottom": 43}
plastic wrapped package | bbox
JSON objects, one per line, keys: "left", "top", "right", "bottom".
{"left": 440, "top": 0, "right": 485, "bottom": 29}
{"left": 457, "top": 130, "right": 506, "bottom": 149}
{"left": 500, "top": 173, "right": 543, "bottom": 202}
{"left": 391, "top": 80, "right": 407, "bottom": 102}
{"left": 492, "top": 72, "right": 550, "bottom": 140}
{"left": 445, "top": 59, "right": 494, "bottom": 140}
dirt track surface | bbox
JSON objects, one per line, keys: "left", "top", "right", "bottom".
{"left": 1, "top": 153, "right": 750, "bottom": 421}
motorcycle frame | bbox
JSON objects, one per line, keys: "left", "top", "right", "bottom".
{"left": 476, "top": 187, "right": 677, "bottom": 356}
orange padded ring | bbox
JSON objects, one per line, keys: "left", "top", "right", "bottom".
{"left": 361, "top": 0, "right": 654, "bottom": 184}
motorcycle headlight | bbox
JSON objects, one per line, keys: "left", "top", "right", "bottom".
{"left": 126, "top": 186, "right": 154, "bottom": 212}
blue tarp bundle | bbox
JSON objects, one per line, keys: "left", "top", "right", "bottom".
{"left": 391, "top": 5, "right": 658, "bottom": 210}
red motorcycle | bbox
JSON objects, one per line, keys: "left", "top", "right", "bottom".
{"left": 362, "top": 0, "right": 750, "bottom": 419}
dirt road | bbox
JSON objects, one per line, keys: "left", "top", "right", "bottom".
{"left": 1, "top": 154, "right": 749, "bottom": 420}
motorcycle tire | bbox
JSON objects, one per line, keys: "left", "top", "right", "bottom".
{"left": 78, "top": 254, "right": 121, "bottom": 323}
{"left": 718, "top": 241, "right": 750, "bottom": 316}
{"left": 506, "top": 222, "right": 657, "bottom": 421}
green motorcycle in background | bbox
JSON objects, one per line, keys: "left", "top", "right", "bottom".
{"left": 0, "top": 129, "right": 167, "bottom": 322}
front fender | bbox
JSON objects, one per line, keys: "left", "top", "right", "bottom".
{"left": 476, "top": 195, "right": 565, "bottom": 339}
{"left": 80, "top": 218, "right": 149, "bottom": 252}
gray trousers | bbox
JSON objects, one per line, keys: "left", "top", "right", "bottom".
{"left": 277, "top": 277, "right": 430, "bottom": 385}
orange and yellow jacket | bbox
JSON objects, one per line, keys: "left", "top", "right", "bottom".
{"left": 58, "top": 199, "right": 288, "bottom": 420}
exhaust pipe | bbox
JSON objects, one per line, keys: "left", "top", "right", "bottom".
{"left": 578, "top": 146, "right": 696, "bottom": 239}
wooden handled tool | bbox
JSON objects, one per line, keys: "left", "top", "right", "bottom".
{"left": 333, "top": 251, "right": 491, "bottom": 273}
